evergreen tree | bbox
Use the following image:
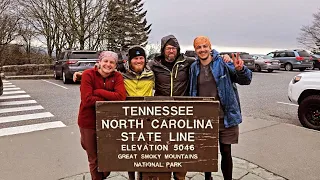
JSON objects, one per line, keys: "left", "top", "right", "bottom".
{"left": 104, "top": 0, "right": 151, "bottom": 52}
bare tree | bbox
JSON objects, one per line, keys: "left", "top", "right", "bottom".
{"left": 19, "top": 0, "right": 63, "bottom": 57}
{"left": 18, "top": 22, "right": 38, "bottom": 54}
{"left": 0, "top": 0, "right": 20, "bottom": 66}
{"left": 298, "top": 9, "right": 320, "bottom": 52}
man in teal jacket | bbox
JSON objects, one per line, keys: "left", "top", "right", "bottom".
{"left": 189, "top": 36, "right": 252, "bottom": 180}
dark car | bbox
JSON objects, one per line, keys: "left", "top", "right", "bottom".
{"left": 219, "top": 52, "right": 255, "bottom": 71}
{"left": 266, "top": 49, "right": 313, "bottom": 71}
{"left": 54, "top": 50, "right": 100, "bottom": 84}
{"left": 0, "top": 74, "right": 3, "bottom": 96}
{"left": 184, "top": 50, "right": 197, "bottom": 59}
{"left": 311, "top": 54, "right": 320, "bottom": 70}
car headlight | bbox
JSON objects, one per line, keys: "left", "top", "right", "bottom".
{"left": 292, "top": 75, "right": 302, "bottom": 84}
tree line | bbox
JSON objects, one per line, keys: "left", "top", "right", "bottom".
{"left": 0, "top": 0, "right": 151, "bottom": 66}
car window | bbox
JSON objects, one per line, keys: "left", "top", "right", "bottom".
{"left": 267, "top": 53, "right": 274, "bottom": 58}
{"left": 274, "top": 52, "right": 282, "bottom": 57}
{"left": 240, "top": 54, "right": 253, "bottom": 59}
{"left": 279, "top": 52, "right": 286, "bottom": 57}
{"left": 68, "top": 52, "right": 99, "bottom": 59}
{"left": 285, "top": 52, "right": 295, "bottom": 57}
{"left": 297, "top": 51, "right": 311, "bottom": 57}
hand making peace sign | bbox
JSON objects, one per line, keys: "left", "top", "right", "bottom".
{"left": 231, "top": 53, "right": 244, "bottom": 71}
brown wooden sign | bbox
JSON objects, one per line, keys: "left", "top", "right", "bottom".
{"left": 96, "top": 98, "right": 219, "bottom": 172}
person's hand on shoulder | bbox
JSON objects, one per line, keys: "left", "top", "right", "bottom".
{"left": 221, "top": 54, "right": 232, "bottom": 63}
{"left": 73, "top": 72, "right": 83, "bottom": 82}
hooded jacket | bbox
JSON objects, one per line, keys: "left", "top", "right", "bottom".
{"left": 189, "top": 49, "right": 252, "bottom": 128}
{"left": 148, "top": 35, "right": 195, "bottom": 96}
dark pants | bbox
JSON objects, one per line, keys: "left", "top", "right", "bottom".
{"left": 205, "top": 143, "right": 233, "bottom": 180}
{"left": 80, "top": 128, "right": 110, "bottom": 180}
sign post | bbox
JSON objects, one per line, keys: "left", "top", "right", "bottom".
{"left": 96, "top": 97, "right": 219, "bottom": 176}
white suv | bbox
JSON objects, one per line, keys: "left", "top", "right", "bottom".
{"left": 288, "top": 72, "right": 320, "bottom": 130}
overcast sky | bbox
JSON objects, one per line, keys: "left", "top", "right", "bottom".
{"left": 144, "top": 0, "right": 320, "bottom": 54}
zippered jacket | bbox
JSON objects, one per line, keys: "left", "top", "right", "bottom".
{"left": 189, "top": 49, "right": 252, "bottom": 128}
{"left": 148, "top": 35, "right": 194, "bottom": 96}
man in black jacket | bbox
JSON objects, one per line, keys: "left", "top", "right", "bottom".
{"left": 148, "top": 35, "right": 194, "bottom": 97}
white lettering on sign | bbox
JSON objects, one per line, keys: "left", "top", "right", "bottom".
{"left": 117, "top": 154, "right": 137, "bottom": 160}
{"left": 169, "top": 132, "right": 195, "bottom": 142}
{"left": 121, "top": 132, "right": 162, "bottom": 142}
{"left": 141, "top": 154, "right": 161, "bottom": 159}
{"left": 121, "top": 144, "right": 169, "bottom": 151}
{"left": 164, "top": 154, "right": 198, "bottom": 159}
{"left": 151, "top": 119, "right": 213, "bottom": 129}
{"left": 166, "top": 162, "right": 182, "bottom": 168}
{"left": 122, "top": 106, "right": 194, "bottom": 116}
{"left": 102, "top": 119, "right": 143, "bottom": 129}
{"left": 133, "top": 162, "right": 164, "bottom": 168}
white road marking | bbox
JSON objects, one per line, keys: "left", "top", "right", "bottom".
{"left": 3, "top": 90, "right": 26, "bottom": 95}
{"left": 3, "top": 82, "right": 12, "bottom": 85}
{"left": 0, "top": 105, "right": 44, "bottom": 114}
{"left": 42, "top": 80, "right": 68, "bottom": 89}
{"left": 277, "top": 102, "right": 299, "bottom": 107}
{"left": 3, "top": 85, "right": 16, "bottom": 88}
{"left": 2, "top": 80, "right": 9, "bottom": 83}
{"left": 0, "top": 100, "right": 37, "bottom": 106}
{"left": 0, "top": 112, "right": 54, "bottom": 124}
{"left": 3, "top": 87, "right": 21, "bottom": 91}
{"left": 0, "top": 94, "right": 30, "bottom": 100}
{"left": 0, "top": 121, "right": 66, "bottom": 137}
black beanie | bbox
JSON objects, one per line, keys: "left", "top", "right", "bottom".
{"left": 128, "top": 46, "right": 146, "bottom": 62}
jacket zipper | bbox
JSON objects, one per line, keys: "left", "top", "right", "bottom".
{"left": 175, "top": 64, "right": 179, "bottom": 79}
{"left": 103, "top": 78, "right": 106, "bottom": 89}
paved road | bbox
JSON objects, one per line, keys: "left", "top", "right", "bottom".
{"left": 238, "top": 69, "right": 307, "bottom": 126}
{"left": 0, "top": 69, "right": 317, "bottom": 137}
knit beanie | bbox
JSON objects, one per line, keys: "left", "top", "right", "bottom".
{"left": 128, "top": 46, "right": 146, "bottom": 62}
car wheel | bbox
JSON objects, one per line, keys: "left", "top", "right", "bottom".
{"left": 62, "top": 70, "right": 71, "bottom": 84}
{"left": 284, "top": 63, "right": 293, "bottom": 71}
{"left": 54, "top": 69, "right": 60, "bottom": 80}
{"left": 267, "top": 69, "right": 273, "bottom": 73}
{"left": 255, "top": 65, "right": 261, "bottom": 72}
{"left": 298, "top": 95, "right": 320, "bottom": 130}
{"left": 299, "top": 68, "right": 306, "bottom": 71}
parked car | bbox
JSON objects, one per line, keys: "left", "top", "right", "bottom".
{"left": 184, "top": 50, "right": 197, "bottom": 59}
{"left": 54, "top": 50, "right": 100, "bottom": 84}
{"left": 219, "top": 52, "right": 255, "bottom": 71}
{"left": 0, "top": 74, "right": 3, "bottom": 96}
{"left": 311, "top": 54, "right": 320, "bottom": 70}
{"left": 288, "top": 71, "right": 320, "bottom": 130}
{"left": 251, "top": 54, "right": 280, "bottom": 72}
{"left": 267, "top": 49, "right": 313, "bottom": 71}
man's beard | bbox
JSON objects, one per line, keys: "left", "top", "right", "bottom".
{"left": 165, "top": 54, "right": 176, "bottom": 62}
{"left": 130, "top": 65, "right": 144, "bottom": 73}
